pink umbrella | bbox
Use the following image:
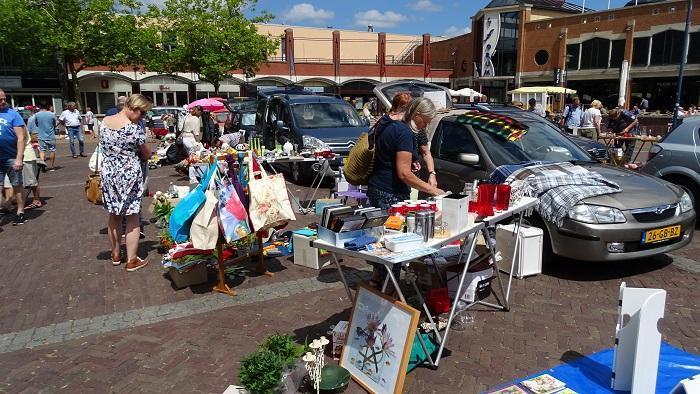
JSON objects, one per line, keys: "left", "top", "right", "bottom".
{"left": 187, "top": 98, "right": 225, "bottom": 111}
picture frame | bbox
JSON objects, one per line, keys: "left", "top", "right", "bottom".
{"left": 340, "top": 283, "right": 420, "bottom": 394}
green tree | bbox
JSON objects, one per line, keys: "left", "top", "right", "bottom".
{"left": 0, "top": 0, "right": 157, "bottom": 103}
{"left": 146, "top": 0, "right": 279, "bottom": 95}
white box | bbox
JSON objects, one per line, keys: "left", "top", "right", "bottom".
{"left": 496, "top": 224, "right": 543, "bottom": 278}
{"left": 439, "top": 194, "right": 470, "bottom": 234}
{"left": 293, "top": 233, "right": 331, "bottom": 269}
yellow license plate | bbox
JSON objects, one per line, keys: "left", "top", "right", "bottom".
{"left": 642, "top": 225, "right": 681, "bottom": 244}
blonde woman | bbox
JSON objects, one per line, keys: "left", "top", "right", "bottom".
{"left": 580, "top": 100, "right": 603, "bottom": 140}
{"left": 100, "top": 94, "right": 152, "bottom": 271}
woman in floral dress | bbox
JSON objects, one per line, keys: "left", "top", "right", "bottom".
{"left": 100, "top": 94, "right": 152, "bottom": 272}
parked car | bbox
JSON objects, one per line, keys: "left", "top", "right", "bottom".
{"left": 225, "top": 97, "right": 257, "bottom": 112}
{"left": 373, "top": 81, "right": 696, "bottom": 263}
{"left": 224, "top": 108, "right": 256, "bottom": 140}
{"left": 149, "top": 106, "right": 186, "bottom": 137}
{"left": 641, "top": 116, "right": 700, "bottom": 211}
{"left": 256, "top": 91, "right": 368, "bottom": 182}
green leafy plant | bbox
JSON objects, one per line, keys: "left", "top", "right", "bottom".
{"left": 261, "top": 333, "right": 305, "bottom": 366}
{"left": 239, "top": 349, "right": 285, "bottom": 394}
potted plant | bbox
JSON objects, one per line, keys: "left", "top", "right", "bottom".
{"left": 239, "top": 334, "right": 306, "bottom": 394}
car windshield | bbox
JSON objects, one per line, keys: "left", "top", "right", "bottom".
{"left": 151, "top": 108, "right": 180, "bottom": 117}
{"left": 241, "top": 112, "right": 255, "bottom": 126}
{"left": 290, "top": 102, "right": 362, "bottom": 129}
{"left": 471, "top": 112, "right": 594, "bottom": 166}
{"left": 227, "top": 100, "right": 256, "bottom": 112}
{"left": 378, "top": 81, "right": 452, "bottom": 109}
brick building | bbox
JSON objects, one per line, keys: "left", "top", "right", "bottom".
{"left": 425, "top": 0, "right": 700, "bottom": 111}
{"left": 0, "top": 24, "right": 450, "bottom": 114}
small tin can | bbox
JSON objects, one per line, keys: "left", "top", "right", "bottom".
{"left": 415, "top": 211, "right": 430, "bottom": 242}
{"left": 426, "top": 211, "right": 435, "bottom": 239}
{"left": 406, "top": 212, "right": 416, "bottom": 233}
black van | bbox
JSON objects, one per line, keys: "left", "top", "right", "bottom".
{"left": 256, "top": 92, "right": 369, "bottom": 182}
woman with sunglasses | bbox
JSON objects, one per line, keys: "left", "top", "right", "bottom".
{"left": 100, "top": 94, "right": 152, "bottom": 272}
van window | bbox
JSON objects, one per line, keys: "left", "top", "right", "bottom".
{"left": 290, "top": 102, "right": 362, "bottom": 129}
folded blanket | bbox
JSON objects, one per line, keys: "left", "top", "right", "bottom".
{"left": 505, "top": 162, "right": 621, "bottom": 226}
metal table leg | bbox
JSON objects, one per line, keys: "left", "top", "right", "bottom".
{"left": 480, "top": 226, "right": 510, "bottom": 311}
{"left": 300, "top": 159, "right": 329, "bottom": 214}
{"left": 331, "top": 253, "right": 353, "bottom": 301}
{"left": 433, "top": 232, "right": 478, "bottom": 365}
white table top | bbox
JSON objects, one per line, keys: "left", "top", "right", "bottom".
{"left": 311, "top": 196, "right": 539, "bottom": 266}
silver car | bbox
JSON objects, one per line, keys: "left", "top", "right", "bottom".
{"left": 642, "top": 116, "right": 700, "bottom": 212}
{"left": 372, "top": 80, "right": 696, "bottom": 262}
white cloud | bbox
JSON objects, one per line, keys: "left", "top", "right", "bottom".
{"left": 410, "top": 0, "right": 442, "bottom": 11}
{"left": 283, "top": 3, "right": 334, "bottom": 23}
{"left": 354, "top": 9, "right": 408, "bottom": 29}
{"left": 443, "top": 25, "right": 471, "bottom": 37}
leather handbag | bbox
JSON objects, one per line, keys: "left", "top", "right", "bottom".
{"left": 85, "top": 147, "right": 102, "bottom": 205}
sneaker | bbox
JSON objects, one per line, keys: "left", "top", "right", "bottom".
{"left": 140, "top": 231, "right": 146, "bottom": 239}
{"left": 12, "top": 213, "right": 26, "bottom": 225}
{"left": 72, "top": 155, "right": 78, "bottom": 158}
{"left": 79, "top": 154, "right": 87, "bottom": 157}
{"left": 49, "top": 168, "right": 56, "bottom": 172}
{"left": 126, "top": 257, "right": 148, "bottom": 272}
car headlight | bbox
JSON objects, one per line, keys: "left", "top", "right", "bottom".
{"left": 680, "top": 192, "right": 693, "bottom": 213}
{"left": 568, "top": 204, "right": 627, "bottom": 224}
{"left": 302, "top": 135, "right": 329, "bottom": 150}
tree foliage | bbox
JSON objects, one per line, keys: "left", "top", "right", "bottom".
{"left": 0, "top": 0, "right": 157, "bottom": 102}
{"left": 145, "top": 0, "right": 279, "bottom": 94}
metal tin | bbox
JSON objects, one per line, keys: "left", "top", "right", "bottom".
{"left": 426, "top": 211, "right": 435, "bottom": 239}
{"left": 406, "top": 212, "right": 416, "bottom": 233}
{"left": 415, "top": 211, "right": 430, "bottom": 242}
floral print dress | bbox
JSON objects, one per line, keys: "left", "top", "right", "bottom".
{"left": 99, "top": 122, "right": 145, "bottom": 215}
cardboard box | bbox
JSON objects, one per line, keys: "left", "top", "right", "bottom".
{"left": 446, "top": 265, "right": 493, "bottom": 303}
{"left": 332, "top": 321, "right": 349, "bottom": 359}
{"left": 169, "top": 264, "right": 208, "bottom": 289}
{"left": 293, "top": 233, "right": 331, "bottom": 270}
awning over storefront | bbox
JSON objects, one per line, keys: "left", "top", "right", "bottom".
{"left": 507, "top": 86, "right": 577, "bottom": 95}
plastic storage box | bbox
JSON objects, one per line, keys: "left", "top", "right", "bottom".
{"left": 496, "top": 224, "right": 543, "bottom": 278}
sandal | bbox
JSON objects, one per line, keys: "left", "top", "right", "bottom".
{"left": 25, "top": 201, "right": 42, "bottom": 210}
{"left": 126, "top": 257, "right": 148, "bottom": 272}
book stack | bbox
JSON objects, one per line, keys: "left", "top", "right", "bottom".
{"left": 488, "top": 374, "right": 574, "bottom": 394}
{"left": 320, "top": 204, "right": 388, "bottom": 233}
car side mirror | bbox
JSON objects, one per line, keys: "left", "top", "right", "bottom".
{"left": 275, "top": 120, "right": 288, "bottom": 131}
{"left": 459, "top": 153, "right": 480, "bottom": 165}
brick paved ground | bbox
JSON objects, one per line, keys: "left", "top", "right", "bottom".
{"left": 0, "top": 138, "right": 697, "bottom": 393}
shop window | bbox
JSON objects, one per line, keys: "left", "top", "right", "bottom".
{"left": 176, "top": 91, "right": 189, "bottom": 106}
{"left": 609, "top": 40, "right": 625, "bottom": 68}
{"left": 668, "top": 6, "right": 676, "bottom": 13}
{"left": 437, "top": 121, "right": 479, "bottom": 163}
{"left": 632, "top": 37, "right": 650, "bottom": 66}
{"left": 82, "top": 92, "right": 98, "bottom": 113}
{"left": 34, "top": 95, "right": 53, "bottom": 108}
{"left": 534, "top": 50, "right": 549, "bottom": 66}
{"left": 580, "top": 37, "right": 610, "bottom": 69}
{"left": 688, "top": 32, "right": 700, "bottom": 64}
{"left": 141, "top": 91, "right": 154, "bottom": 103}
{"left": 491, "top": 11, "right": 519, "bottom": 76}
{"left": 652, "top": 8, "right": 659, "bottom": 15}
{"left": 566, "top": 44, "right": 580, "bottom": 70}
{"left": 650, "top": 30, "right": 684, "bottom": 65}
{"left": 593, "top": 16, "right": 601, "bottom": 23}
{"left": 608, "top": 14, "right": 615, "bottom": 21}
{"left": 98, "top": 93, "right": 115, "bottom": 114}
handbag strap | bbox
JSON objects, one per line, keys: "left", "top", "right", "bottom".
{"left": 94, "top": 146, "right": 99, "bottom": 175}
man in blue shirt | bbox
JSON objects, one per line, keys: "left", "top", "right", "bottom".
{"left": 0, "top": 89, "right": 27, "bottom": 225}
{"left": 560, "top": 96, "right": 583, "bottom": 134}
{"left": 35, "top": 103, "right": 58, "bottom": 171}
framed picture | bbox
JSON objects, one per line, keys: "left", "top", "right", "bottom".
{"left": 340, "top": 283, "right": 420, "bottom": 394}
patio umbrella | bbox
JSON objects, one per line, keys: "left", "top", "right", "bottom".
{"left": 187, "top": 98, "right": 225, "bottom": 111}
{"left": 454, "top": 87, "right": 485, "bottom": 98}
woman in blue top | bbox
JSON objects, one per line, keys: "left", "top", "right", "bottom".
{"left": 366, "top": 97, "right": 444, "bottom": 289}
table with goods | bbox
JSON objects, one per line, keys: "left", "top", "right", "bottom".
{"left": 597, "top": 132, "right": 661, "bottom": 167}
{"left": 309, "top": 177, "right": 538, "bottom": 379}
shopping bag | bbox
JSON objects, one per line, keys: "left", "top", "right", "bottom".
{"left": 218, "top": 183, "right": 252, "bottom": 242}
{"left": 247, "top": 153, "right": 296, "bottom": 231}
{"left": 86, "top": 147, "right": 102, "bottom": 205}
{"left": 191, "top": 189, "right": 219, "bottom": 250}
{"left": 169, "top": 163, "right": 217, "bottom": 243}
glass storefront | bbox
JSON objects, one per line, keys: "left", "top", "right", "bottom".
{"left": 492, "top": 12, "right": 519, "bottom": 77}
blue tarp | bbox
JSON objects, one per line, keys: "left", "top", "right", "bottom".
{"left": 489, "top": 342, "right": 700, "bottom": 393}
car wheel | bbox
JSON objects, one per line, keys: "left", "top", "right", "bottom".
{"left": 522, "top": 214, "right": 555, "bottom": 266}
{"left": 665, "top": 176, "right": 699, "bottom": 210}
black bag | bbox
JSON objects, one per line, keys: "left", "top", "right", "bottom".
{"left": 166, "top": 139, "right": 188, "bottom": 164}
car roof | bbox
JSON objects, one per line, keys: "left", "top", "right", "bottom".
{"left": 278, "top": 94, "right": 348, "bottom": 104}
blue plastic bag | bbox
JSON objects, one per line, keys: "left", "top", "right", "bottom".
{"left": 168, "top": 164, "right": 218, "bottom": 243}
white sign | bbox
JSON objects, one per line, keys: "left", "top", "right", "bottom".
{"left": 481, "top": 12, "right": 501, "bottom": 77}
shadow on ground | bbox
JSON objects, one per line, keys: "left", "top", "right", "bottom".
{"left": 544, "top": 254, "right": 673, "bottom": 281}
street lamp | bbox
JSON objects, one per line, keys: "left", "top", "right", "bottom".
{"left": 671, "top": 0, "right": 692, "bottom": 130}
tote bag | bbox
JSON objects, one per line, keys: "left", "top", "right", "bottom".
{"left": 190, "top": 189, "right": 219, "bottom": 250}
{"left": 218, "top": 182, "right": 252, "bottom": 243}
{"left": 168, "top": 163, "right": 217, "bottom": 242}
{"left": 247, "top": 153, "right": 296, "bottom": 231}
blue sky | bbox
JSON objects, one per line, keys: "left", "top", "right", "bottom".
{"left": 247, "top": 0, "right": 633, "bottom": 36}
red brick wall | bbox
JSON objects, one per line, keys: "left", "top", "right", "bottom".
{"left": 418, "top": 34, "right": 474, "bottom": 78}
